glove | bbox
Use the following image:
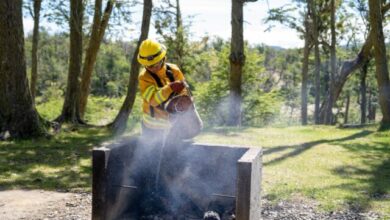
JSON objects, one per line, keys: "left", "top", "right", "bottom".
{"left": 169, "top": 81, "right": 185, "bottom": 94}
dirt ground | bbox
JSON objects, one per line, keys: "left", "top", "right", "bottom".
{"left": 0, "top": 190, "right": 91, "bottom": 220}
{"left": 0, "top": 190, "right": 386, "bottom": 220}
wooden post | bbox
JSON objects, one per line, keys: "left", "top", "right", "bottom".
{"left": 236, "top": 148, "right": 262, "bottom": 220}
{"left": 92, "top": 147, "right": 110, "bottom": 220}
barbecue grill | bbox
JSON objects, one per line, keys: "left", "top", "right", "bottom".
{"left": 92, "top": 137, "right": 262, "bottom": 220}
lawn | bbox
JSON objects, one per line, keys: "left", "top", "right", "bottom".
{"left": 0, "top": 103, "right": 389, "bottom": 216}
{"left": 0, "top": 96, "right": 138, "bottom": 191}
{"left": 0, "top": 127, "right": 113, "bottom": 191}
{"left": 195, "top": 125, "right": 390, "bottom": 215}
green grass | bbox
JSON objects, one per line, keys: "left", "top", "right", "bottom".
{"left": 0, "top": 127, "right": 113, "bottom": 192}
{"left": 195, "top": 125, "right": 390, "bottom": 215}
{"left": 0, "top": 96, "right": 142, "bottom": 192}
{"left": 36, "top": 95, "right": 143, "bottom": 130}
{"left": 36, "top": 96, "right": 129, "bottom": 125}
{"left": 2, "top": 96, "right": 390, "bottom": 215}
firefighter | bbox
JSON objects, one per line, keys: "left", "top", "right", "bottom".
{"left": 136, "top": 39, "right": 204, "bottom": 216}
{"left": 136, "top": 39, "right": 192, "bottom": 215}
{"left": 137, "top": 39, "right": 190, "bottom": 138}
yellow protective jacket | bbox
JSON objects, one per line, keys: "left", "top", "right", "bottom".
{"left": 138, "top": 63, "right": 186, "bottom": 129}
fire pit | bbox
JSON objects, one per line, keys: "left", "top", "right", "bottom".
{"left": 92, "top": 137, "right": 262, "bottom": 220}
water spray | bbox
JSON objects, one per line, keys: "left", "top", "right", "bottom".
{"left": 211, "top": 193, "right": 236, "bottom": 199}
{"left": 112, "top": 184, "right": 138, "bottom": 189}
{"left": 154, "top": 128, "right": 169, "bottom": 190}
{"left": 154, "top": 80, "right": 193, "bottom": 190}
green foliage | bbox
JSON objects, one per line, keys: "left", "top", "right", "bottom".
{"left": 127, "top": 95, "right": 143, "bottom": 131}
{"left": 243, "top": 90, "right": 283, "bottom": 126}
{"left": 194, "top": 41, "right": 287, "bottom": 127}
{"left": 36, "top": 96, "right": 131, "bottom": 126}
{"left": 83, "top": 96, "right": 124, "bottom": 125}
{"left": 32, "top": 31, "right": 69, "bottom": 96}
{"left": 264, "top": 5, "right": 304, "bottom": 33}
{"left": 36, "top": 95, "right": 142, "bottom": 130}
{"left": 39, "top": 83, "right": 64, "bottom": 103}
{"left": 242, "top": 46, "right": 281, "bottom": 126}
{"left": 194, "top": 44, "right": 230, "bottom": 126}
{"left": 24, "top": 26, "right": 382, "bottom": 129}
{"left": 181, "top": 37, "right": 214, "bottom": 83}
{"left": 92, "top": 42, "right": 133, "bottom": 96}
{"left": 36, "top": 97, "right": 63, "bottom": 121}
{"left": 83, "top": 95, "right": 142, "bottom": 130}
{"left": 153, "top": 0, "right": 194, "bottom": 75}
{"left": 25, "top": 33, "right": 134, "bottom": 98}
{"left": 106, "top": 81, "right": 119, "bottom": 97}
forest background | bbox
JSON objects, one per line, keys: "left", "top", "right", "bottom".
{"left": 20, "top": 0, "right": 387, "bottom": 131}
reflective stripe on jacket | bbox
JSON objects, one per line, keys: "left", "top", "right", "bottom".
{"left": 138, "top": 63, "right": 186, "bottom": 129}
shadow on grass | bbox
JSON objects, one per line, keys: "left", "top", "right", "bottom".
{"left": 263, "top": 130, "right": 373, "bottom": 166}
{"left": 330, "top": 141, "right": 390, "bottom": 212}
{"left": 0, "top": 127, "right": 113, "bottom": 191}
{"left": 263, "top": 129, "right": 389, "bottom": 215}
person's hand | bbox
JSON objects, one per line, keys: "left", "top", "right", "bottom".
{"left": 169, "top": 81, "right": 185, "bottom": 93}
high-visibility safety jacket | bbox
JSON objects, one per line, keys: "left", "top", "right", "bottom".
{"left": 138, "top": 63, "right": 187, "bottom": 129}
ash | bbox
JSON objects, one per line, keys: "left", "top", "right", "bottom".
{"left": 21, "top": 193, "right": 386, "bottom": 220}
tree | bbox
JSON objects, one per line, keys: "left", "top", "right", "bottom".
{"left": 308, "top": 0, "right": 321, "bottom": 124}
{"left": 301, "top": 10, "right": 311, "bottom": 125}
{"left": 0, "top": 0, "right": 46, "bottom": 138}
{"left": 324, "top": 0, "right": 337, "bottom": 124}
{"left": 228, "top": 0, "right": 257, "bottom": 126}
{"left": 56, "top": 0, "right": 84, "bottom": 123}
{"left": 319, "top": 2, "right": 390, "bottom": 123}
{"left": 264, "top": 1, "right": 314, "bottom": 125}
{"left": 79, "top": 0, "right": 116, "bottom": 118}
{"left": 0, "top": 114, "right": 5, "bottom": 138}
{"left": 360, "top": 62, "right": 369, "bottom": 124}
{"left": 26, "top": 0, "right": 43, "bottom": 102}
{"left": 343, "top": 91, "right": 351, "bottom": 124}
{"left": 174, "top": 0, "right": 184, "bottom": 66}
{"left": 367, "top": 85, "right": 377, "bottom": 122}
{"left": 109, "top": 0, "right": 153, "bottom": 134}
{"left": 154, "top": 0, "right": 189, "bottom": 72}
{"left": 368, "top": 0, "right": 390, "bottom": 129}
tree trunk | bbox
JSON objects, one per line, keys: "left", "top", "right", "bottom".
{"left": 369, "top": 0, "right": 390, "bottom": 129}
{"left": 175, "top": 0, "right": 184, "bottom": 69}
{"left": 57, "top": 0, "right": 84, "bottom": 123}
{"left": 30, "top": 0, "right": 42, "bottom": 103}
{"left": 0, "top": 113, "right": 5, "bottom": 137}
{"left": 301, "top": 12, "right": 311, "bottom": 125}
{"left": 309, "top": 0, "right": 321, "bottom": 124}
{"left": 360, "top": 62, "right": 368, "bottom": 124}
{"left": 324, "top": 0, "right": 336, "bottom": 125}
{"left": 109, "top": 0, "right": 153, "bottom": 135}
{"left": 368, "top": 89, "right": 376, "bottom": 122}
{"left": 0, "top": 0, "right": 45, "bottom": 139}
{"left": 313, "top": 40, "right": 321, "bottom": 124}
{"left": 367, "top": 91, "right": 376, "bottom": 122}
{"left": 370, "top": 106, "right": 376, "bottom": 122}
{"left": 228, "top": 0, "right": 245, "bottom": 126}
{"left": 319, "top": 4, "right": 390, "bottom": 120}
{"left": 79, "top": 0, "right": 115, "bottom": 118}
{"left": 344, "top": 92, "right": 350, "bottom": 124}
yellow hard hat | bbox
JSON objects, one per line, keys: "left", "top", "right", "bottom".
{"left": 137, "top": 39, "right": 167, "bottom": 66}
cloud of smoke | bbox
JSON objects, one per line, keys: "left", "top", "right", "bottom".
{"left": 161, "top": 144, "right": 238, "bottom": 217}
{"left": 103, "top": 97, "right": 243, "bottom": 218}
